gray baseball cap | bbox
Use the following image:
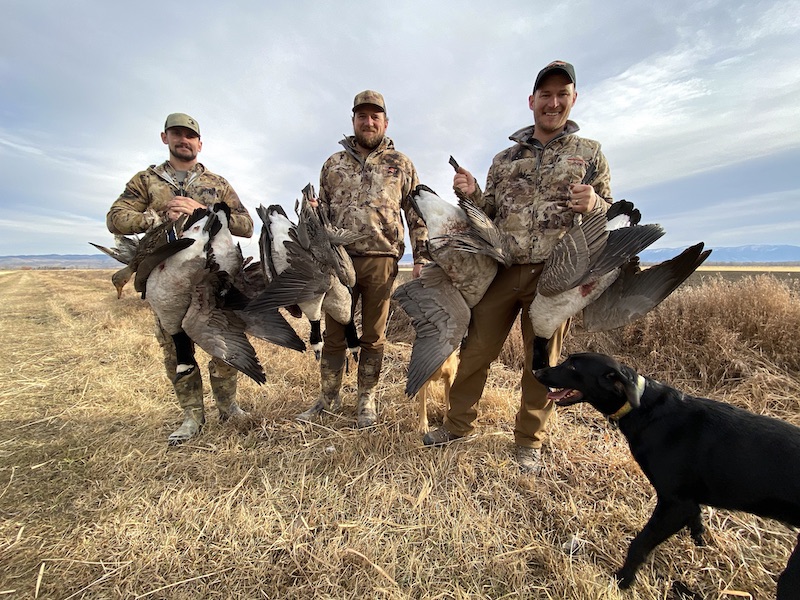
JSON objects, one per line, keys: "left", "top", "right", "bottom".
{"left": 164, "top": 113, "right": 201, "bottom": 136}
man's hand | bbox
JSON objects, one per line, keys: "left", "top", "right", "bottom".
{"left": 453, "top": 167, "right": 476, "bottom": 196}
{"left": 166, "top": 196, "right": 204, "bottom": 221}
{"left": 567, "top": 184, "right": 596, "bottom": 213}
{"left": 412, "top": 263, "right": 424, "bottom": 279}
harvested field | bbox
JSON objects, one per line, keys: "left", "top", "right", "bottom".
{"left": 1, "top": 269, "right": 798, "bottom": 599}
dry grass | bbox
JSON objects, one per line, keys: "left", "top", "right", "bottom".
{"left": 0, "top": 269, "right": 798, "bottom": 599}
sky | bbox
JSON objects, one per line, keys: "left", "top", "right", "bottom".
{"left": 2, "top": 0, "right": 799, "bottom": 259}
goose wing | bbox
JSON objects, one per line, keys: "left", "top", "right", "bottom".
{"left": 223, "top": 261, "right": 306, "bottom": 352}
{"left": 113, "top": 234, "right": 140, "bottom": 263}
{"left": 578, "top": 223, "right": 665, "bottom": 286}
{"left": 182, "top": 268, "right": 266, "bottom": 384}
{"left": 89, "top": 234, "right": 139, "bottom": 265}
{"left": 537, "top": 220, "right": 594, "bottom": 296}
{"left": 392, "top": 264, "right": 470, "bottom": 398}
{"left": 235, "top": 307, "right": 307, "bottom": 353}
{"left": 583, "top": 243, "right": 711, "bottom": 332}
{"left": 244, "top": 238, "right": 331, "bottom": 312}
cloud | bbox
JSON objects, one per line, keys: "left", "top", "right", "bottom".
{"left": 1, "top": 0, "right": 800, "bottom": 256}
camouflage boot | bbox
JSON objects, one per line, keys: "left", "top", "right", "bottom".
{"left": 168, "top": 367, "right": 205, "bottom": 446}
{"left": 356, "top": 352, "right": 383, "bottom": 428}
{"left": 296, "top": 353, "right": 345, "bottom": 421}
{"left": 209, "top": 359, "right": 247, "bottom": 421}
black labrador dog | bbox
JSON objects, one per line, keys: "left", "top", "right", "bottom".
{"left": 534, "top": 352, "right": 800, "bottom": 598}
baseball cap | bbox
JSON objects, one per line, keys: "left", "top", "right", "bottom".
{"left": 533, "top": 61, "right": 576, "bottom": 92}
{"left": 352, "top": 90, "right": 386, "bottom": 113}
{"left": 164, "top": 113, "right": 201, "bottom": 136}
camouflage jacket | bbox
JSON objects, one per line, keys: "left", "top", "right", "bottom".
{"left": 461, "top": 122, "right": 613, "bottom": 264}
{"left": 106, "top": 161, "right": 254, "bottom": 238}
{"left": 319, "top": 136, "right": 428, "bottom": 263}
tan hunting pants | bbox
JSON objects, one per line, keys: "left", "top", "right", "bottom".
{"left": 444, "top": 263, "right": 569, "bottom": 448}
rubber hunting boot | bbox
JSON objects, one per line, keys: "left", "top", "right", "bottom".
{"left": 168, "top": 367, "right": 205, "bottom": 446}
{"left": 356, "top": 351, "right": 382, "bottom": 428}
{"left": 296, "top": 353, "right": 345, "bottom": 421}
{"left": 209, "top": 361, "right": 247, "bottom": 421}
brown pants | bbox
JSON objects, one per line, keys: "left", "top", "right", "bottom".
{"left": 444, "top": 264, "right": 569, "bottom": 448}
{"left": 323, "top": 256, "right": 398, "bottom": 356}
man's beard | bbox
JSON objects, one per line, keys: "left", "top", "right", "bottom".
{"left": 354, "top": 129, "right": 383, "bottom": 150}
{"left": 170, "top": 145, "right": 197, "bottom": 162}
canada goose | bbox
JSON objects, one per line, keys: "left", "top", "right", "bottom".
{"left": 392, "top": 183, "right": 509, "bottom": 398}
{"left": 528, "top": 200, "right": 710, "bottom": 369}
{"left": 247, "top": 184, "right": 362, "bottom": 360}
{"left": 189, "top": 203, "right": 308, "bottom": 356}
{"left": 137, "top": 206, "right": 262, "bottom": 383}
{"left": 136, "top": 204, "right": 305, "bottom": 385}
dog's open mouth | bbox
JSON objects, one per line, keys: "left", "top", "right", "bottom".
{"left": 547, "top": 388, "right": 584, "bottom": 406}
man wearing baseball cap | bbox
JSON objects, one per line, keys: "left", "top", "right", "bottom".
{"left": 424, "top": 61, "right": 614, "bottom": 475}
{"left": 296, "top": 90, "right": 428, "bottom": 429}
{"left": 106, "top": 113, "right": 254, "bottom": 445}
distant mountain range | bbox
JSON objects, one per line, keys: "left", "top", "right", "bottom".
{"left": 636, "top": 244, "right": 800, "bottom": 265}
{"left": 0, "top": 254, "right": 122, "bottom": 269}
{"left": 1, "top": 245, "right": 800, "bottom": 270}
{"left": 401, "top": 244, "right": 800, "bottom": 266}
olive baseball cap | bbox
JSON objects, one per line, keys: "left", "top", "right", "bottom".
{"left": 353, "top": 90, "right": 386, "bottom": 113}
{"left": 533, "top": 60, "right": 576, "bottom": 92}
{"left": 164, "top": 113, "right": 201, "bottom": 136}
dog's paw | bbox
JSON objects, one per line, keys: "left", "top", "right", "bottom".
{"left": 614, "top": 568, "right": 636, "bottom": 589}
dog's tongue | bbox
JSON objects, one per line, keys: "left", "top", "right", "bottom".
{"left": 548, "top": 388, "right": 584, "bottom": 406}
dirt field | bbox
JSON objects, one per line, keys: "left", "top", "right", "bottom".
{"left": 1, "top": 269, "right": 798, "bottom": 599}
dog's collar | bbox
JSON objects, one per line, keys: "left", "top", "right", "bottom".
{"left": 608, "top": 375, "right": 646, "bottom": 421}
{"left": 609, "top": 402, "right": 634, "bottom": 421}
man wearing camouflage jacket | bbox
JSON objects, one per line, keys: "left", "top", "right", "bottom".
{"left": 107, "top": 113, "right": 254, "bottom": 445}
{"left": 423, "top": 62, "right": 613, "bottom": 474}
{"left": 298, "top": 90, "right": 428, "bottom": 428}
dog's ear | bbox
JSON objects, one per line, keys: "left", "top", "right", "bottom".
{"left": 606, "top": 364, "right": 642, "bottom": 409}
{"left": 618, "top": 365, "right": 642, "bottom": 408}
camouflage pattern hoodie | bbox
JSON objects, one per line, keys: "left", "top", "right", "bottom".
{"left": 106, "top": 161, "right": 254, "bottom": 238}
{"left": 319, "top": 136, "right": 428, "bottom": 264}
{"left": 462, "top": 121, "right": 613, "bottom": 264}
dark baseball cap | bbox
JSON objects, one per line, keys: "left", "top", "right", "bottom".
{"left": 533, "top": 61, "right": 576, "bottom": 92}
{"left": 164, "top": 113, "right": 201, "bottom": 136}
{"left": 352, "top": 90, "right": 386, "bottom": 113}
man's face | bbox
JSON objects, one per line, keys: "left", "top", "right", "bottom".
{"left": 529, "top": 73, "right": 577, "bottom": 137}
{"left": 352, "top": 106, "right": 387, "bottom": 150}
{"left": 161, "top": 127, "right": 202, "bottom": 163}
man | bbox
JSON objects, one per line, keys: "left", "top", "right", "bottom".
{"left": 299, "top": 90, "right": 428, "bottom": 428}
{"left": 107, "top": 113, "right": 254, "bottom": 445}
{"left": 423, "top": 61, "right": 613, "bottom": 474}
